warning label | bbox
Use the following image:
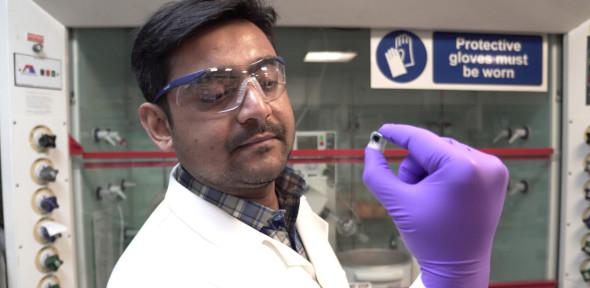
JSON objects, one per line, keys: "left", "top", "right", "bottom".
{"left": 433, "top": 32, "right": 542, "bottom": 85}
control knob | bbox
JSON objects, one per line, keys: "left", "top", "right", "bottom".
{"left": 38, "top": 134, "right": 57, "bottom": 149}
{"left": 32, "top": 188, "right": 59, "bottom": 214}
{"left": 36, "top": 247, "right": 63, "bottom": 273}
{"left": 35, "top": 218, "right": 67, "bottom": 244}
{"left": 583, "top": 207, "right": 590, "bottom": 229}
{"left": 38, "top": 275, "right": 60, "bottom": 288}
{"left": 31, "top": 159, "right": 59, "bottom": 184}
{"left": 30, "top": 126, "right": 57, "bottom": 152}
{"left": 44, "top": 254, "right": 63, "bottom": 272}
{"left": 40, "top": 196, "right": 59, "bottom": 213}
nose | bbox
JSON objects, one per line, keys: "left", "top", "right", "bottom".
{"left": 236, "top": 79, "right": 272, "bottom": 124}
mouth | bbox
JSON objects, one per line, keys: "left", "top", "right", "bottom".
{"left": 226, "top": 121, "right": 287, "bottom": 153}
{"left": 235, "top": 134, "right": 278, "bottom": 150}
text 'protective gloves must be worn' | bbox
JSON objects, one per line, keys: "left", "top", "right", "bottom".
{"left": 363, "top": 124, "right": 508, "bottom": 288}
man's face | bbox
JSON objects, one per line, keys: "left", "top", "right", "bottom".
{"left": 166, "top": 20, "right": 295, "bottom": 198}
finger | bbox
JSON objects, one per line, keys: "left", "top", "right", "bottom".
{"left": 397, "top": 155, "right": 426, "bottom": 184}
{"left": 441, "top": 137, "right": 456, "bottom": 145}
{"left": 378, "top": 124, "right": 454, "bottom": 174}
{"left": 386, "top": 49, "right": 393, "bottom": 59}
{"left": 363, "top": 147, "right": 409, "bottom": 206}
{"left": 441, "top": 137, "right": 473, "bottom": 153}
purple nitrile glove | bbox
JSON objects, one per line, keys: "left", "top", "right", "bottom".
{"left": 363, "top": 124, "right": 508, "bottom": 288}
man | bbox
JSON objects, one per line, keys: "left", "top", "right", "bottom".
{"left": 108, "top": 0, "right": 508, "bottom": 287}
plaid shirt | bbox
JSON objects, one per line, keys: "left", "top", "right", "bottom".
{"left": 174, "top": 165, "right": 309, "bottom": 259}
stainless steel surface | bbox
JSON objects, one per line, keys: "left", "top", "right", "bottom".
{"left": 338, "top": 248, "right": 410, "bottom": 267}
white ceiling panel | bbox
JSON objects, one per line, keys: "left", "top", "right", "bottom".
{"left": 33, "top": 0, "right": 590, "bottom": 33}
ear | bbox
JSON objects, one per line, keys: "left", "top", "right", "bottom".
{"left": 138, "top": 103, "right": 175, "bottom": 152}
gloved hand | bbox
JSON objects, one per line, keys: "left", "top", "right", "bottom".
{"left": 363, "top": 124, "right": 508, "bottom": 288}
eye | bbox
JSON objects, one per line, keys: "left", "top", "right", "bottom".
{"left": 192, "top": 71, "right": 237, "bottom": 102}
{"left": 199, "top": 89, "right": 229, "bottom": 103}
{"left": 255, "top": 65, "right": 282, "bottom": 92}
{"left": 179, "top": 81, "right": 232, "bottom": 112}
{"left": 259, "top": 79, "right": 279, "bottom": 91}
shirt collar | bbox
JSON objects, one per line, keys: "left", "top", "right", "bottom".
{"left": 173, "top": 165, "right": 306, "bottom": 235}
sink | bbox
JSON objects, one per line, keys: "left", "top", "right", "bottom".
{"left": 337, "top": 248, "right": 410, "bottom": 266}
{"left": 337, "top": 248, "right": 412, "bottom": 288}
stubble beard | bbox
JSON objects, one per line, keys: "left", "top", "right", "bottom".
{"left": 221, "top": 120, "right": 291, "bottom": 188}
{"left": 179, "top": 120, "right": 293, "bottom": 194}
{"left": 221, "top": 142, "right": 289, "bottom": 188}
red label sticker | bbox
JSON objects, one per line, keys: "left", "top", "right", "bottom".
{"left": 27, "top": 33, "right": 44, "bottom": 44}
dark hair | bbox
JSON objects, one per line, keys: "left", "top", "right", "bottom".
{"left": 131, "top": 0, "right": 278, "bottom": 119}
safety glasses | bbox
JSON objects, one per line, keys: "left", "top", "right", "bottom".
{"left": 154, "top": 56, "right": 286, "bottom": 117}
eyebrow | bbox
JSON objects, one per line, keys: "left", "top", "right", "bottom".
{"left": 211, "top": 55, "right": 278, "bottom": 68}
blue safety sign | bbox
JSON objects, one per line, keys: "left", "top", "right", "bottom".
{"left": 376, "top": 30, "right": 427, "bottom": 83}
{"left": 432, "top": 32, "right": 543, "bottom": 85}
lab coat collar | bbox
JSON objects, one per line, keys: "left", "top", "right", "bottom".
{"left": 164, "top": 168, "right": 315, "bottom": 270}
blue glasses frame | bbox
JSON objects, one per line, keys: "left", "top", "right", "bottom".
{"left": 153, "top": 56, "right": 286, "bottom": 103}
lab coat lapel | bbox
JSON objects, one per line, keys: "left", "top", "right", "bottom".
{"left": 167, "top": 173, "right": 317, "bottom": 273}
{"left": 296, "top": 196, "right": 349, "bottom": 288}
{"left": 262, "top": 238, "right": 316, "bottom": 276}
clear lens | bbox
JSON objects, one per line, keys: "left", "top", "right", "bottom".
{"left": 175, "top": 58, "right": 286, "bottom": 115}
{"left": 176, "top": 69, "right": 240, "bottom": 112}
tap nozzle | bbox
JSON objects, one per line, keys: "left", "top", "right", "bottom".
{"left": 493, "top": 128, "right": 512, "bottom": 144}
{"left": 508, "top": 126, "right": 530, "bottom": 144}
{"left": 507, "top": 179, "right": 528, "bottom": 196}
{"left": 94, "top": 128, "right": 127, "bottom": 146}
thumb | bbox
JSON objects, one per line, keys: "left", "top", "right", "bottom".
{"left": 363, "top": 147, "right": 409, "bottom": 206}
{"left": 398, "top": 155, "right": 426, "bottom": 184}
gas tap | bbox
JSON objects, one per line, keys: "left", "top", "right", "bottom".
{"left": 508, "top": 126, "right": 530, "bottom": 144}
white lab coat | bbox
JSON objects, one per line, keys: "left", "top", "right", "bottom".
{"left": 107, "top": 169, "right": 350, "bottom": 288}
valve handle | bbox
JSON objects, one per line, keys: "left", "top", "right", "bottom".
{"left": 40, "top": 196, "right": 59, "bottom": 213}
{"left": 38, "top": 134, "right": 57, "bottom": 148}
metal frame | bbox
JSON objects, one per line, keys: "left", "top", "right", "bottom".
{"left": 558, "top": 17, "right": 590, "bottom": 288}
